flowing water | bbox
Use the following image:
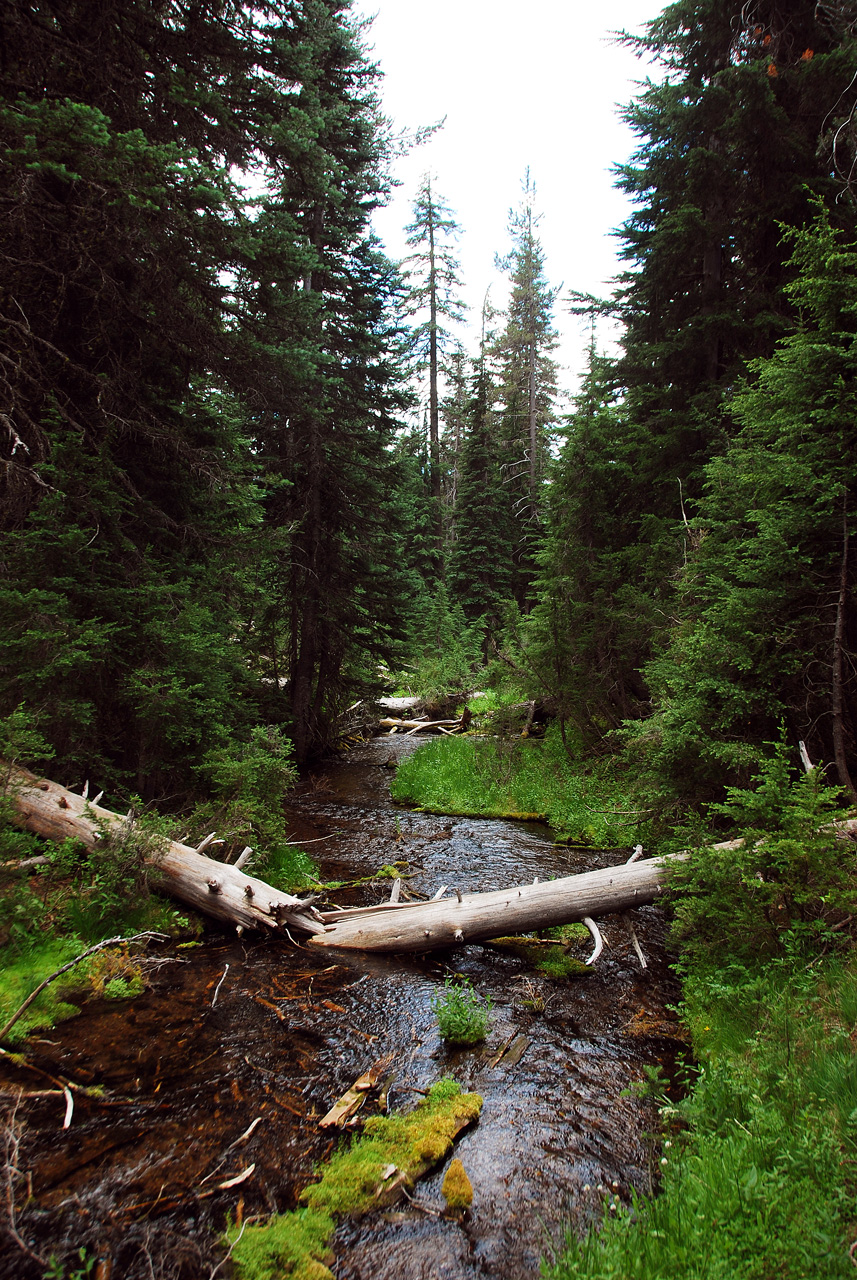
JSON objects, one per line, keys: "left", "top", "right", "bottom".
{"left": 1, "top": 737, "right": 686, "bottom": 1280}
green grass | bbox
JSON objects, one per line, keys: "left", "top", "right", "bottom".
{"left": 432, "top": 977, "right": 492, "bottom": 1044}
{"left": 543, "top": 959, "right": 857, "bottom": 1280}
{"left": 0, "top": 936, "right": 88, "bottom": 1042}
{"left": 391, "top": 727, "right": 644, "bottom": 846}
{"left": 230, "top": 1078, "right": 482, "bottom": 1280}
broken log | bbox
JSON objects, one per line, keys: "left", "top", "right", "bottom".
{"left": 309, "top": 856, "right": 679, "bottom": 953}
{"left": 378, "top": 717, "right": 463, "bottom": 733}
{"left": 2, "top": 762, "right": 325, "bottom": 936}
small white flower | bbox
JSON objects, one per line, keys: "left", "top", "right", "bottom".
{"left": 660, "top": 1157, "right": 668, "bottom": 1166}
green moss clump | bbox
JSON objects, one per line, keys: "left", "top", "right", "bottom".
{"left": 230, "top": 1080, "right": 482, "bottom": 1279}
{"left": 488, "top": 936, "right": 590, "bottom": 979}
{"left": 442, "top": 1158, "right": 473, "bottom": 1211}
{"left": 227, "top": 1207, "right": 334, "bottom": 1280}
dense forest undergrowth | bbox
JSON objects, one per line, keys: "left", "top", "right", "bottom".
{"left": 4, "top": 0, "right": 857, "bottom": 1275}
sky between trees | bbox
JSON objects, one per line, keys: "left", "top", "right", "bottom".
{"left": 356, "top": 0, "right": 658, "bottom": 395}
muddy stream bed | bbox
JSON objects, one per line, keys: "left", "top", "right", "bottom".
{"left": 1, "top": 737, "right": 686, "bottom": 1280}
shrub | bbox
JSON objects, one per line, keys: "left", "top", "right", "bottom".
{"left": 432, "top": 977, "right": 492, "bottom": 1045}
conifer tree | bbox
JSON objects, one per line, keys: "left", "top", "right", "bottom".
{"left": 448, "top": 308, "right": 515, "bottom": 633}
{"left": 532, "top": 0, "right": 857, "bottom": 743}
{"left": 639, "top": 209, "right": 857, "bottom": 798}
{"left": 0, "top": 0, "right": 411, "bottom": 780}
{"left": 403, "top": 174, "right": 466, "bottom": 563}
{"left": 494, "top": 175, "right": 558, "bottom": 610}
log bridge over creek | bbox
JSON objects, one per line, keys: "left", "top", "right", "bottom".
{"left": 4, "top": 761, "right": 676, "bottom": 955}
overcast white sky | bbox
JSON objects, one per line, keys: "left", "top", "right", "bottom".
{"left": 353, "top": 0, "right": 660, "bottom": 402}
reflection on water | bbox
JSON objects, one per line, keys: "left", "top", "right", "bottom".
{"left": 0, "top": 736, "right": 684, "bottom": 1280}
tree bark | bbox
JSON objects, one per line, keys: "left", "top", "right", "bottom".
{"left": 3, "top": 762, "right": 325, "bottom": 936}
{"left": 309, "top": 857, "right": 678, "bottom": 953}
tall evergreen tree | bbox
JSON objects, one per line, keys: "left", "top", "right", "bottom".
{"left": 402, "top": 173, "right": 466, "bottom": 563}
{"left": 494, "top": 175, "right": 558, "bottom": 610}
{"left": 0, "top": 0, "right": 410, "bottom": 781}
{"left": 532, "top": 0, "right": 857, "bottom": 742}
{"left": 639, "top": 209, "right": 857, "bottom": 798}
{"left": 448, "top": 304, "right": 515, "bottom": 632}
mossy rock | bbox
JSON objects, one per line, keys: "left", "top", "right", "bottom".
{"left": 442, "top": 1157, "right": 473, "bottom": 1211}
{"left": 229, "top": 1080, "right": 482, "bottom": 1279}
{"left": 487, "top": 935, "right": 591, "bottom": 978}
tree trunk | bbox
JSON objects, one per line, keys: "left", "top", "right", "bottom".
{"left": 3, "top": 762, "right": 325, "bottom": 936}
{"left": 310, "top": 857, "right": 679, "bottom": 953}
{"left": 832, "top": 503, "right": 857, "bottom": 799}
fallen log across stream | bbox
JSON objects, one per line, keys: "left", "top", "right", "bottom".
{"left": 309, "top": 857, "right": 680, "bottom": 952}
{"left": 4, "top": 759, "right": 682, "bottom": 949}
{"left": 2, "top": 762, "right": 326, "bottom": 936}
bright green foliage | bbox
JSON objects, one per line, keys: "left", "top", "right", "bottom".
{"left": 230, "top": 1079, "right": 482, "bottom": 1280}
{"left": 545, "top": 963, "right": 857, "bottom": 1280}
{"left": 0, "top": 937, "right": 87, "bottom": 1044}
{"left": 391, "top": 728, "right": 644, "bottom": 847}
{"left": 432, "top": 977, "right": 492, "bottom": 1045}
{"left": 668, "top": 738, "right": 856, "bottom": 969}
{"left": 399, "top": 585, "right": 486, "bottom": 702}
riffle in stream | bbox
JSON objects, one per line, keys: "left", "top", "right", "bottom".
{"left": 1, "top": 737, "right": 685, "bottom": 1280}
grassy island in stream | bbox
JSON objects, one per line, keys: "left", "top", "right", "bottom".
{"left": 391, "top": 728, "right": 645, "bottom": 847}
{"left": 229, "top": 1079, "right": 482, "bottom": 1280}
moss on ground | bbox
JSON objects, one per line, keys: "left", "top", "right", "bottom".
{"left": 488, "top": 932, "right": 591, "bottom": 979}
{"left": 230, "top": 1078, "right": 482, "bottom": 1280}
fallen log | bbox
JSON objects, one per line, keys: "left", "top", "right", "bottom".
{"left": 378, "top": 717, "right": 462, "bottom": 732}
{"left": 2, "top": 762, "right": 325, "bottom": 936}
{"left": 309, "top": 857, "right": 679, "bottom": 952}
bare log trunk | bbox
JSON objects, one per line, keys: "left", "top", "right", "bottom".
{"left": 310, "top": 857, "right": 679, "bottom": 953}
{"left": 3, "top": 762, "right": 325, "bottom": 936}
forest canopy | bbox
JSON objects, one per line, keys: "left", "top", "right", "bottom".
{"left": 2, "top": 0, "right": 857, "bottom": 812}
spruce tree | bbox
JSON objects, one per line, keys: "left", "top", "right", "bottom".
{"left": 532, "top": 0, "right": 857, "bottom": 743}
{"left": 448, "top": 309, "right": 516, "bottom": 635}
{"left": 402, "top": 174, "right": 466, "bottom": 565}
{"left": 640, "top": 209, "right": 857, "bottom": 798}
{"left": 493, "top": 175, "right": 558, "bottom": 610}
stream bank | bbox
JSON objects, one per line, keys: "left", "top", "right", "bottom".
{"left": 0, "top": 736, "right": 685, "bottom": 1280}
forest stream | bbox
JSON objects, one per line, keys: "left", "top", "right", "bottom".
{"left": 1, "top": 737, "right": 687, "bottom": 1280}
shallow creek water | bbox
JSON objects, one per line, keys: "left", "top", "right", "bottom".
{"left": 1, "top": 737, "right": 685, "bottom": 1280}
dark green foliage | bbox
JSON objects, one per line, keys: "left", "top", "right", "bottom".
{"left": 531, "top": 0, "right": 857, "bottom": 751}
{"left": 403, "top": 174, "right": 466, "bottom": 543}
{"left": 493, "top": 177, "right": 559, "bottom": 610}
{"left": 0, "top": 0, "right": 411, "bottom": 786}
{"left": 637, "top": 209, "right": 857, "bottom": 796}
{"left": 526, "top": 346, "right": 653, "bottom": 738}
{"left": 448, "top": 358, "right": 516, "bottom": 632}
{"left": 669, "top": 737, "right": 856, "bottom": 969}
